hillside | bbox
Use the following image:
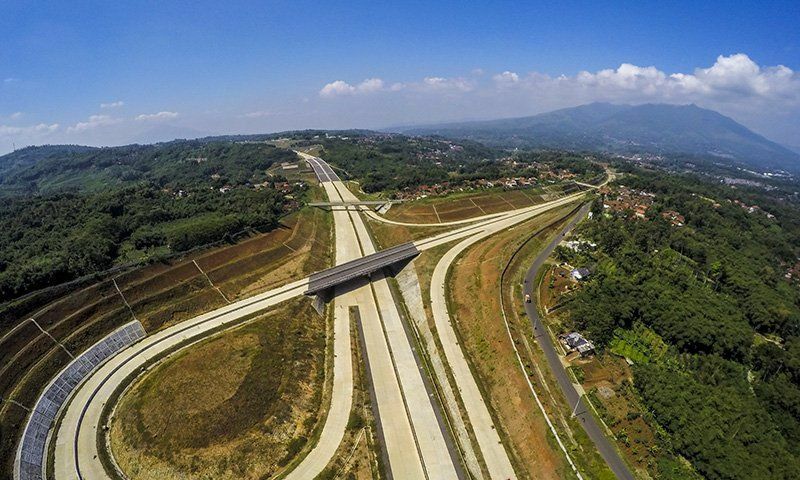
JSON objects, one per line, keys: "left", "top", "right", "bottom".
{"left": 0, "top": 140, "right": 303, "bottom": 301}
{"left": 397, "top": 103, "right": 800, "bottom": 172}
{"left": 0, "top": 140, "right": 297, "bottom": 195}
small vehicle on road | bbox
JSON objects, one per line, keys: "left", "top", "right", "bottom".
{"left": 525, "top": 293, "right": 531, "bottom": 303}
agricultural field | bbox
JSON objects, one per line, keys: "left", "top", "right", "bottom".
{"left": 109, "top": 298, "right": 325, "bottom": 480}
{"left": 383, "top": 189, "right": 542, "bottom": 223}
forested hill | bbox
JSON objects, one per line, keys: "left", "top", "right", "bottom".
{"left": 561, "top": 167, "right": 800, "bottom": 479}
{"left": 0, "top": 141, "right": 303, "bottom": 302}
{"left": 0, "top": 141, "right": 298, "bottom": 195}
{"left": 396, "top": 103, "right": 800, "bottom": 173}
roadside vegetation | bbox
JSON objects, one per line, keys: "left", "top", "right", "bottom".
{"left": 446, "top": 205, "right": 585, "bottom": 479}
{"left": 557, "top": 167, "right": 800, "bottom": 479}
{"left": 0, "top": 203, "right": 331, "bottom": 479}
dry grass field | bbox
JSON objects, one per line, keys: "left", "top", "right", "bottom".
{"left": 109, "top": 298, "right": 326, "bottom": 480}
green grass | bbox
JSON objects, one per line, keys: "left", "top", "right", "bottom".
{"left": 609, "top": 323, "right": 671, "bottom": 365}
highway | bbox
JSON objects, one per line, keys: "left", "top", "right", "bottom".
{"left": 41, "top": 152, "right": 592, "bottom": 480}
{"left": 302, "top": 152, "right": 462, "bottom": 479}
{"left": 521, "top": 207, "right": 636, "bottom": 480}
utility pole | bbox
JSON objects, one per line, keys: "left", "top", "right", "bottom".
{"left": 571, "top": 394, "right": 584, "bottom": 418}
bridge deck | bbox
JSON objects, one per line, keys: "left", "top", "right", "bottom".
{"left": 305, "top": 242, "right": 419, "bottom": 295}
{"left": 309, "top": 200, "right": 404, "bottom": 207}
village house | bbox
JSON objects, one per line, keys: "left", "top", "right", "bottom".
{"left": 562, "top": 332, "right": 596, "bottom": 357}
{"left": 661, "top": 210, "right": 686, "bottom": 227}
{"left": 571, "top": 267, "right": 591, "bottom": 281}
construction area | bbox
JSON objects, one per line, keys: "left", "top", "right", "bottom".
{"left": 2, "top": 153, "right": 616, "bottom": 480}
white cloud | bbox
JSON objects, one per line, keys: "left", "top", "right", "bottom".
{"left": 10, "top": 111, "right": 22, "bottom": 119}
{"left": 521, "top": 54, "right": 799, "bottom": 106}
{"left": 309, "top": 54, "right": 799, "bottom": 145}
{"left": 3, "top": 77, "right": 19, "bottom": 84}
{"left": 357, "top": 78, "right": 385, "bottom": 93}
{"left": 0, "top": 123, "right": 59, "bottom": 136}
{"left": 420, "top": 76, "right": 474, "bottom": 92}
{"left": 135, "top": 111, "right": 179, "bottom": 121}
{"left": 100, "top": 100, "right": 124, "bottom": 109}
{"left": 320, "top": 80, "right": 356, "bottom": 97}
{"left": 493, "top": 71, "right": 520, "bottom": 86}
{"left": 319, "top": 78, "right": 389, "bottom": 97}
{"left": 67, "top": 114, "right": 122, "bottom": 133}
{"left": 319, "top": 54, "right": 798, "bottom": 108}
{"left": 321, "top": 75, "right": 477, "bottom": 97}
{"left": 242, "top": 110, "right": 272, "bottom": 118}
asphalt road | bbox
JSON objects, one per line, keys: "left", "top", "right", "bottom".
{"left": 521, "top": 205, "right": 636, "bottom": 480}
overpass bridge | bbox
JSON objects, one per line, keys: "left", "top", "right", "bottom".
{"left": 305, "top": 242, "right": 419, "bottom": 295}
{"left": 308, "top": 200, "right": 404, "bottom": 211}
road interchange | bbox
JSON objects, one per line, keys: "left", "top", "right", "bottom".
{"left": 38, "top": 153, "right": 595, "bottom": 480}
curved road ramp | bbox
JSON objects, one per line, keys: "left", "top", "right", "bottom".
{"left": 14, "top": 321, "right": 146, "bottom": 480}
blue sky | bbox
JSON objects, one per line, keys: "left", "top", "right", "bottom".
{"left": 1, "top": 0, "right": 799, "bottom": 153}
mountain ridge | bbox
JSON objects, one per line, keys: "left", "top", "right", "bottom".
{"left": 394, "top": 103, "right": 800, "bottom": 172}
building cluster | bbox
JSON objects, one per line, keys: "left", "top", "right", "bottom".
{"left": 563, "top": 239, "right": 597, "bottom": 252}
{"left": 730, "top": 199, "right": 776, "bottom": 219}
{"left": 570, "top": 267, "right": 591, "bottom": 281}
{"left": 722, "top": 177, "right": 766, "bottom": 188}
{"left": 600, "top": 185, "right": 688, "bottom": 226}
{"left": 785, "top": 259, "right": 800, "bottom": 283}
{"left": 600, "top": 185, "right": 656, "bottom": 219}
{"left": 660, "top": 210, "right": 686, "bottom": 227}
{"left": 394, "top": 176, "right": 542, "bottom": 200}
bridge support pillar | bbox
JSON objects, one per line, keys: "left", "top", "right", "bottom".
{"left": 312, "top": 289, "right": 332, "bottom": 315}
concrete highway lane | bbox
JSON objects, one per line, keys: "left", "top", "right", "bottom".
{"left": 521, "top": 204, "right": 636, "bottom": 480}
{"left": 299, "top": 152, "right": 461, "bottom": 479}
{"left": 329, "top": 163, "right": 462, "bottom": 480}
